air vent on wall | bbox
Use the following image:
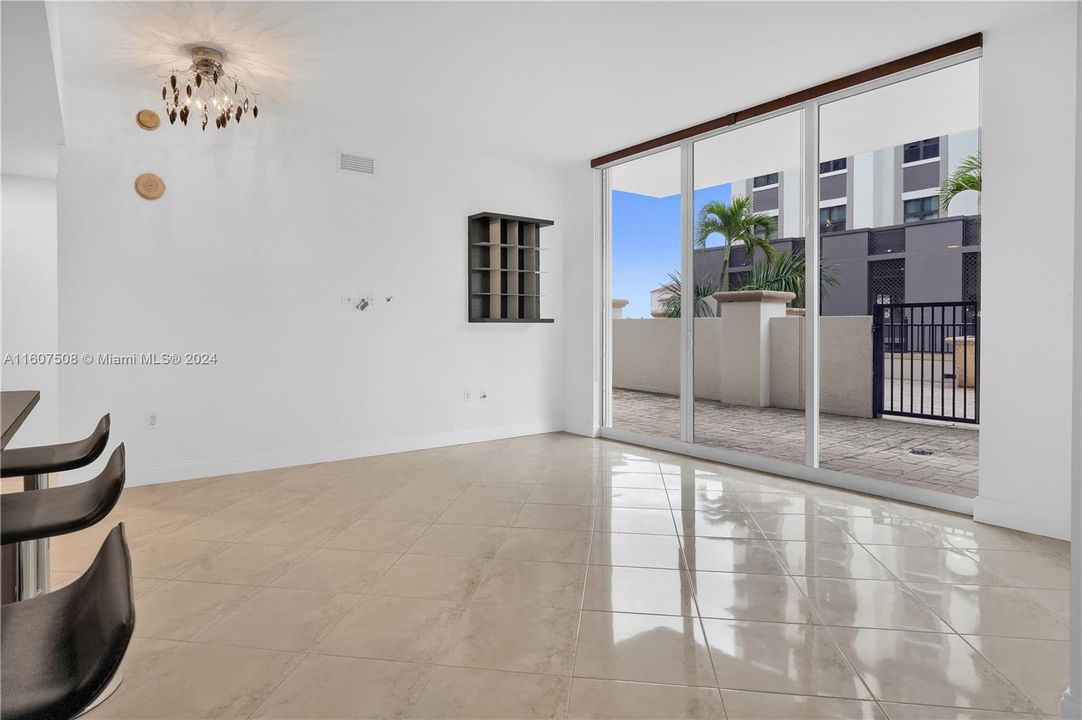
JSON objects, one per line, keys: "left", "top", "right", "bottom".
{"left": 339, "top": 152, "right": 374, "bottom": 174}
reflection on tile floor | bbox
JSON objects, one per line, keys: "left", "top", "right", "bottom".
{"left": 44, "top": 432, "right": 1066, "bottom": 719}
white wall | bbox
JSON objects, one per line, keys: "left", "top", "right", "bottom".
{"left": 561, "top": 165, "right": 600, "bottom": 436}
{"left": 1, "top": 175, "right": 59, "bottom": 446}
{"left": 0, "top": 1, "right": 64, "bottom": 180}
{"left": 1068, "top": 1, "right": 1082, "bottom": 713}
{"left": 975, "top": 4, "right": 1078, "bottom": 540}
{"left": 55, "top": 83, "right": 575, "bottom": 485}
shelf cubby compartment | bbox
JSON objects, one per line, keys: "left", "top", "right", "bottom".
{"left": 468, "top": 212, "right": 554, "bottom": 323}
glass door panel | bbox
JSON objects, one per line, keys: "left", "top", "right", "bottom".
{"left": 690, "top": 110, "right": 806, "bottom": 464}
{"left": 817, "top": 59, "right": 981, "bottom": 496}
{"left": 606, "top": 147, "right": 683, "bottom": 440}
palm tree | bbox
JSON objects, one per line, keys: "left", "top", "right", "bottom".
{"left": 939, "top": 152, "right": 981, "bottom": 211}
{"left": 739, "top": 250, "right": 839, "bottom": 308}
{"left": 657, "top": 272, "right": 720, "bottom": 318}
{"left": 695, "top": 196, "right": 778, "bottom": 292}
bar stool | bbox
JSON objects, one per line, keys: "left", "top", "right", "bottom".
{"left": 2, "top": 414, "right": 111, "bottom": 478}
{"left": 1, "top": 415, "right": 111, "bottom": 602}
{"left": 1, "top": 524, "right": 135, "bottom": 720}
{"left": 2, "top": 444, "right": 126, "bottom": 546}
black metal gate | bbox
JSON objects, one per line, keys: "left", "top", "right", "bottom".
{"left": 872, "top": 302, "right": 979, "bottom": 424}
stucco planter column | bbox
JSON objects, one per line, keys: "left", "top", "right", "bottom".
{"left": 945, "top": 335, "right": 977, "bottom": 387}
{"left": 612, "top": 299, "right": 629, "bottom": 320}
{"left": 711, "top": 290, "right": 796, "bottom": 408}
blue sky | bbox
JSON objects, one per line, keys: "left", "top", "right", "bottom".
{"left": 612, "top": 183, "right": 731, "bottom": 319}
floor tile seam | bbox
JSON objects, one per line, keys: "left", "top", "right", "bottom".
{"left": 726, "top": 508, "right": 876, "bottom": 699}
{"left": 723, "top": 528, "right": 828, "bottom": 633}
{"left": 373, "top": 550, "right": 491, "bottom": 602}
{"left": 137, "top": 538, "right": 239, "bottom": 581}
{"left": 466, "top": 547, "right": 519, "bottom": 603}
{"left": 145, "top": 487, "right": 260, "bottom": 518}
{"left": 569, "top": 671, "right": 720, "bottom": 691}
{"left": 133, "top": 632, "right": 310, "bottom": 655}
{"left": 890, "top": 576, "right": 1029, "bottom": 639}
{"left": 147, "top": 566, "right": 312, "bottom": 592}
{"left": 877, "top": 700, "right": 1049, "bottom": 718}
{"left": 959, "top": 546, "right": 1068, "bottom": 581}
{"left": 433, "top": 503, "right": 528, "bottom": 529}
{"left": 392, "top": 521, "right": 444, "bottom": 555}
{"left": 561, "top": 456, "right": 604, "bottom": 720}
{"left": 866, "top": 542, "right": 1063, "bottom": 589}
{"left": 832, "top": 537, "right": 906, "bottom": 584}
{"left": 954, "top": 632, "right": 1062, "bottom": 715}
{"left": 401, "top": 661, "right": 441, "bottom": 719}
{"left": 713, "top": 685, "right": 890, "bottom": 703}
{"left": 815, "top": 620, "right": 1044, "bottom": 713}
{"left": 151, "top": 582, "right": 268, "bottom": 645}
{"left": 792, "top": 620, "right": 883, "bottom": 706}
{"left": 242, "top": 646, "right": 314, "bottom": 720}
{"left": 659, "top": 464, "right": 732, "bottom": 711}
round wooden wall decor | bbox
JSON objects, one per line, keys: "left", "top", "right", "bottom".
{"left": 135, "top": 173, "right": 166, "bottom": 200}
{"left": 136, "top": 109, "right": 160, "bottom": 130}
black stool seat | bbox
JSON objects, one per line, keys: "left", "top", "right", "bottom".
{"left": 1, "top": 524, "right": 135, "bottom": 720}
{"left": 1, "top": 415, "right": 110, "bottom": 478}
{"left": 1, "top": 445, "right": 125, "bottom": 546}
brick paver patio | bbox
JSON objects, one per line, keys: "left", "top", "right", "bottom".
{"left": 612, "top": 388, "right": 979, "bottom": 497}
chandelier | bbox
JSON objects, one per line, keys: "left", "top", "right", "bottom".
{"left": 162, "top": 47, "right": 259, "bottom": 131}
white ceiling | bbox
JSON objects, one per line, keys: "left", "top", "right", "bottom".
{"left": 50, "top": 1, "right": 1058, "bottom": 168}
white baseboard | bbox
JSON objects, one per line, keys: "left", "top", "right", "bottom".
{"left": 114, "top": 419, "right": 565, "bottom": 487}
{"left": 562, "top": 421, "right": 600, "bottom": 438}
{"left": 972, "top": 495, "right": 1070, "bottom": 541}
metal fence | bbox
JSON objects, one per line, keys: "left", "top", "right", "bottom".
{"left": 872, "top": 301, "right": 979, "bottom": 424}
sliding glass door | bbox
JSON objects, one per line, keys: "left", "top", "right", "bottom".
{"left": 607, "top": 147, "right": 682, "bottom": 440}
{"left": 690, "top": 110, "right": 805, "bottom": 465}
{"left": 816, "top": 59, "right": 982, "bottom": 498}
{"left": 600, "top": 52, "right": 982, "bottom": 509}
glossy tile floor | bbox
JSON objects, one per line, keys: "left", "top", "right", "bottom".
{"left": 43, "top": 433, "right": 1068, "bottom": 719}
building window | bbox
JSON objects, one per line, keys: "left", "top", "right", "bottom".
{"left": 753, "top": 214, "right": 779, "bottom": 239}
{"left": 752, "top": 172, "right": 779, "bottom": 188}
{"left": 903, "top": 137, "right": 940, "bottom": 163}
{"left": 819, "top": 205, "right": 847, "bottom": 233}
{"left": 904, "top": 196, "right": 939, "bottom": 223}
{"left": 819, "top": 158, "right": 847, "bottom": 174}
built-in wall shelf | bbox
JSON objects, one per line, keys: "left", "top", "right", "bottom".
{"left": 468, "top": 212, "right": 554, "bottom": 323}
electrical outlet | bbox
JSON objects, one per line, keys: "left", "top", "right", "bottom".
{"left": 479, "top": 389, "right": 488, "bottom": 400}
{"left": 463, "top": 390, "right": 471, "bottom": 402}
{"left": 146, "top": 412, "right": 158, "bottom": 429}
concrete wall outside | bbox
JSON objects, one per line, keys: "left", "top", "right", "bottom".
{"left": 718, "top": 299, "right": 786, "bottom": 407}
{"left": 611, "top": 318, "right": 724, "bottom": 401}
{"left": 769, "top": 316, "right": 873, "bottom": 418}
{"left": 613, "top": 314, "right": 872, "bottom": 417}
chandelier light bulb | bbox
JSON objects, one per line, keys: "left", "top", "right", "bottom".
{"left": 161, "top": 47, "right": 259, "bottom": 131}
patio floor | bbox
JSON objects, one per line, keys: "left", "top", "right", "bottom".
{"left": 612, "top": 389, "right": 979, "bottom": 497}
